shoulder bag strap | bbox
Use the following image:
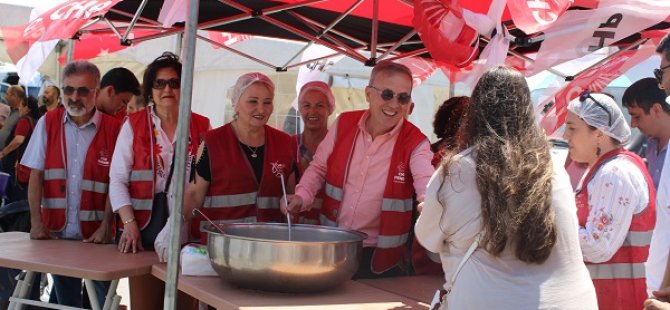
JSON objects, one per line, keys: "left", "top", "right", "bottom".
{"left": 446, "top": 232, "right": 482, "bottom": 293}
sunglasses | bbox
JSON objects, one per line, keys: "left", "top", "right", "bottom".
{"left": 653, "top": 63, "right": 670, "bottom": 84}
{"left": 368, "top": 85, "right": 411, "bottom": 105}
{"left": 579, "top": 90, "right": 612, "bottom": 126}
{"left": 153, "top": 78, "right": 181, "bottom": 90}
{"left": 62, "top": 86, "right": 96, "bottom": 97}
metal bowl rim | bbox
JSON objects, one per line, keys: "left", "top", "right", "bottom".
{"left": 204, "top": 222, "right": 368, "bottom": 244}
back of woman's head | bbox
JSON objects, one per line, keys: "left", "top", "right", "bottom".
{"left": 433, "top": 96, "right": 469, "bottom": 148}
{"left": 453, "top": 66, "right": 556, "bottom": 264}
{"left": 25, "top": 96, "right": 39, "bottom": 120}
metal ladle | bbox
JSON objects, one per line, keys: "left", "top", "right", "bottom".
{"left": 278, "top": 174, "right": 292, "bottom": 241}
{"left": 192, "top": 208, "right": 225, "bottom": 234}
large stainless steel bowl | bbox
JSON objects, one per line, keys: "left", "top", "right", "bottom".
{"left": 204, "top": 223, "right": 367, "bottom": 293}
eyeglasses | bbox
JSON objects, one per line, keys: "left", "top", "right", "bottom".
{"left": 368, "top": 85, "right": 411, "bottom": 105}
{"left": 579, "top": 90, "right": 612, "bottom": 126}
{"left": 153, "top": 78, "right": 180, "bottom": 90}
{"left": 62, "top": 86, "right": 96, "bottom": 97}
{"left": 653, "top": 63, "right": 670, "bottom": 83}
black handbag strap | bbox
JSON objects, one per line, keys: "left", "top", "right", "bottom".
{"left": 164, "top": 151, "right": 176, "bottom": 193}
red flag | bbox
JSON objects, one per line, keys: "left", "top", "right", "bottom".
{"left": 207, "top": 31, "right": 252, "bottom": 49}
{"left": 507, "top": 0, "right": 571, "bottom": 34}
{"left": 2, "top": 0, "right": 122, "bottom": 64}
{"left": 413, "top": 0, "right": 480, "bottom": 68}
{"left": 57, "top": 28, "right": 163, "bottom": 64}
{"left": 528, "top": 0, "right": 670, "bottom": 75}
{"left": 538, "top": 42, "right": 658, "bottom": 136}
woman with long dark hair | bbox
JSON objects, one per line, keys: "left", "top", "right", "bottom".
{"left": 415, "top": 66, "right": 597, "bottom": 309}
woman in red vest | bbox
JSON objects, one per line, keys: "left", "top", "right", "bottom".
{"left": 109, "top": 52, "right": 209, "bottom": 309}
{"left": 292, "top": 81, "right": 335, "bottom": 224}
{"left": 564, "top": 91, "right": 656, "bottom": 310}
{"left": 184, "top": 72, "right": 296, "bottom": 243}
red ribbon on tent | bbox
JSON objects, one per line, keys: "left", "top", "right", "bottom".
{"left": 2, "top": 0, "right": 123, "bottom": 64}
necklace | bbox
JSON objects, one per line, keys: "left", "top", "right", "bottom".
{"left": 245, "top": 144, "right": 259, "bottom": 158}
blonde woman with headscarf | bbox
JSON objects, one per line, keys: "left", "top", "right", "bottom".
{"left": 564, "top": 91, "right": 656, "bottom": 310}
{"left": 185, "top": 72, "right": 297, "bottom": 243}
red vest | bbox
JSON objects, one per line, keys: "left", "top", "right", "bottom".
{"left": 196, "top": 123, "right": 296, "bottom": 242}
{"left": 292, "top": 134, "right": 325, "bottom": 225}
{"left": 42, "top": 109, "right": 120, "bottom": 239}
{"left": 322, "top": 110, "right": 426, "bottom": 274}
{"left": 127, "top": 108, "right": 210, "bottom": 229}
{"left": 576, "top": 149, "right": 656, "bottom": 310}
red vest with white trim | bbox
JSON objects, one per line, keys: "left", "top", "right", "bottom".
{"left": 42, "top": 109, "right": 120, "bottom": 239}
{"left": 292, "top": 134, "right": 326, "bottom": 225}
{"left": 322, "top": 110, "right": 427, "bottom": 274}
{"left": 576, "top": 149, "right": 655, "bottom": 310}
{"left": 127, "top": 108, "right": 210, "bottom": 230}
{"left": 196, "top": 123, "right": 296, "bottom": 242}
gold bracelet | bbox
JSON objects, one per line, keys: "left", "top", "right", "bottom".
{"left": 122, "top": 218, "right": 136, "bottom": 225}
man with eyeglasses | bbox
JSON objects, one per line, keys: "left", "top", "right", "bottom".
{"left": 96, "top": 67, "right": 140, "bottom": 121}
{"left": 281, "top": 60, "right": 434, "bottom": 279}
{"left": 20, "top": 60, "right": 121, "bottom": 308}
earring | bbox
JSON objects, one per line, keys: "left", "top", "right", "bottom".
{"left": 596, "top": 140, "right": 601, "bottom": 156}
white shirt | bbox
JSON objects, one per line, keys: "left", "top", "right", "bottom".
{"left": 109, "top": 107, "right": 200, "bottom": 213}
{"left": 21, "top": 111, "right": 102, "bottom": 240}
{"left": 647, "top": 137, "right": 670, "bottom": 294}
{"left": 577, "top": 157, "right": 649, "bottom": 263}
{"left": 415, "top": 149, "right": 597, "bottom": 310}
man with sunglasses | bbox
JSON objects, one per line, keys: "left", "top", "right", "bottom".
{"left": 281, "top": 60, "right": 434, "bottom": 278}
{"left": 96, "top": 67, "right": 140, "bottom": 121}
{"left": 20, "top": 60, "right": 121, "bottom": 308}
{"left": 655, "top": 33, "right": 670, "bottom": 96}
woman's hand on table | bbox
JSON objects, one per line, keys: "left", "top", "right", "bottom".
{"left": 29, "top": 221, "right": 55, "bottom": 240}
{"left": 118, "top": 221, "right": 143, "bottom": 254}
{"left": 84, "top": 224, "right": 112, "bottom": 244}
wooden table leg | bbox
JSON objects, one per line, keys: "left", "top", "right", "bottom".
{"left": 129, "top": 274, "right": 197, "bottom": 310}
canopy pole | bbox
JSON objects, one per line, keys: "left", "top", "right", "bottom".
{"left": 369, "top": 0, "right": 379, "bottom": 65}
{"left": 66, "top": 40, "right": 75, "bottom": 64}
{"left": 164, "top": 0, "right": 199, "bottom": 308}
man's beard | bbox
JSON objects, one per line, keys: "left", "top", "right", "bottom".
{"left": 65, "top": 99, "right": 91, "bottom": 117}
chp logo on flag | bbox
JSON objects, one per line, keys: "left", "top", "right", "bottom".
{"left": 2, "top": 0, "right": 122, "bottom": 64}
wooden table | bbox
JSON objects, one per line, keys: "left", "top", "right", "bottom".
{"left": 152, "top": 264, "right": 430, "bottom": 309}
{"left": 357, "top": 275, "right": 444, "bottom": 305}
{"left": 0, "top": 232, "right": 158, "bottom": 310}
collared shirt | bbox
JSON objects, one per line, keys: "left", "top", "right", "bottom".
{"left": 109, "top": 106, "right": 195, "bottom": 213}
{"left": 21, "top": 110, "right": 102, "bottom": 240}
{"left": 648, "top": 137, "right": 670, "bottom": 294}
{"left": 295, "top": 111, "right": 434, "bottom": 247}
{"left": 646, "top": 137, "right": 667, "bottom": 189}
